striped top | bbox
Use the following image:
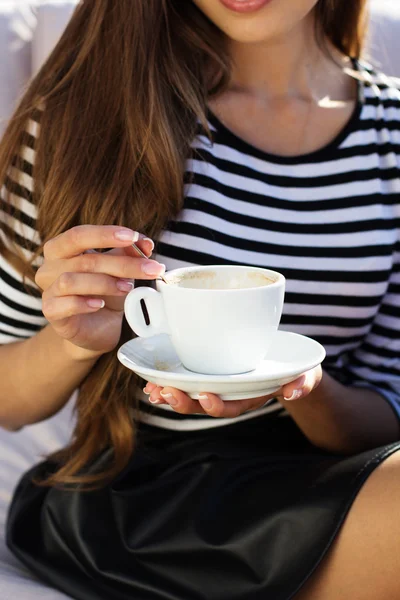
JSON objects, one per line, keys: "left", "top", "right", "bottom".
{"left": 1, "top": 62, "right": 400, "bottom": 432}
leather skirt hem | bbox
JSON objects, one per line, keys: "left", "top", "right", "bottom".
{"left": 6, "top": 415, "right": 400, "bottom": 600}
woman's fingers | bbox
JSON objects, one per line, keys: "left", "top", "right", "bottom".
{"left": 143, "top": 368, "right": 324, "bottom": 417}
{"left": 143, "top": 383, "right": 158, "bottom": 394}
{"left": 36, "top": 225, "right": 161, "bottom": 294}
{"left": 158, "top": 388, "right": 208, "bottom": 414}
{"left": 197, "top": 393, "right": 269, "bottom": 418}
{"left": 281, "top": 365, "right": 323, "bottom": 401}
{"left": 143, "top": 367, "right": 324, "bottom": 417}
{"left": 46, "top": 272, "right": 134, "bottom": 298}
{"left": 43, "top": 225, "right": 142, "bottom": 259}
{"left": 143, "top": 384, "right": 272, "bottom": 417}
{"left": 42, "top": 295, "right": 105, "bottom": 322}
{"left": 143, "top": 383, "right": 167, "bottom": 405}
{"left": 133, "top": 236, "right": 154, "bottom": 257}
{"left": 144, "top": 384, "right": 205, "bottom": 412}
{"left": 63, "top": 253, "right": 165, "bottom": 280}
{"left": 41, "top": 272, "right": 138, "bottom": 322}
{"left": 36, "top": 253, "right": 164, "bottom": 291}
{"left": 110, "top": 236, "right": 154, "bottom": 259}
{"left": 142, "top": 368, "right": 324, "bottom": 418}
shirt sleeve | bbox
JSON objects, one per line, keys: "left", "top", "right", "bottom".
{"left": 343, "top": 245, "right": 400, "bottom": 418}
{"left": 0, "top": 115, "right": 47, "bottom": 344}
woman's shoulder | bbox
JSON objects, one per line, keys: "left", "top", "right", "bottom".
{"left": 0, "top": 106, "right": 43, "bottom": 260}
{"left": 356, "top": 60, "right": 400, "bottom": 106}
{"left": 2, "top": 104, "right": 43, "bottom": 207}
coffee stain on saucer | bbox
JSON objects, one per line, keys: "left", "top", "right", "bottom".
{"left": 154, "top": 359, "right": 172, "bottom": 371}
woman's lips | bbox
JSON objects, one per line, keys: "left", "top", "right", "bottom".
{"left": 218, "top": 0, "right": 273, "bottom": 14}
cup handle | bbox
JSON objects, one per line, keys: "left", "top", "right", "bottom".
{"left": 124, "top": 287, "right": 170, "bottom": 338}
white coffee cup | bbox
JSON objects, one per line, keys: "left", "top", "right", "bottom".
{"left": 124, "top": 265, "right": 285, "bottom": 375}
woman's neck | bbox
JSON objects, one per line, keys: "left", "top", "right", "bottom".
{"left": 226, "top": 11, "right": 347, "bottom": 103}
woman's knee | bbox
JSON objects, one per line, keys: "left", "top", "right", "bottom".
{"left": 296, "top": 449, "right": 400, "bottom": 600}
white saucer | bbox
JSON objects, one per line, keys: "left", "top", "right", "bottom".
{"left": 118, "top": 331, "right": 326, "bottom": 401}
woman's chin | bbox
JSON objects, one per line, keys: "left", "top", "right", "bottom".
{"left": 221, "top": 22, "right": 285, "bottom": 45}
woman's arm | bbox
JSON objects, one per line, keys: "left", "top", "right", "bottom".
{"left": 281, "top": 370, "right": 400, "bottom": 454}
{"left": 292, "top": 252, "right": 398, "bottom": 454}
{"left": 0, "top": 225, "right": 163, "bottom": 432}
{"left": 0, "top": 325, "right": 99, "bottom": 431}
{"left": 0, "top": 113, "right": 163, "bottom": 431}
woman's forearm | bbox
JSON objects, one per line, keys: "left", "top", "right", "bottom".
{"left": 0, "top": 325, "right": 101, "bottom": 430}
{"left": 281, "top": 371, "right": 400, "bottom": 454}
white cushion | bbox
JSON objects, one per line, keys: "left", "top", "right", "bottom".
{"left": 368, "top": 0, "right": 400, "bottom": 77}
{"left": 0, "top": 400, "right": 75, "bottom": 599}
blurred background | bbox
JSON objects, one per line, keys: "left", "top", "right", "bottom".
{"left": 0, "top": 0, "right": 400, "bottom": 136}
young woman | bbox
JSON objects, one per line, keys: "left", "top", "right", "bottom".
{"left": 1, "top": 1, "right": 399, "bottom": 598}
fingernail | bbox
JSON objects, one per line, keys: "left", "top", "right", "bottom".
{"left": 141, "top": 261, "right": 166, "bottom": 276}
{"left": 143, "top": 237, "right": 155, "bottom": 251}
{"left": 143, "top": 387, "right": 150, "bottom": 395}
{"left": 114, "top": 229, "right": 139, "bottom": 242}
{"left": 284, "top": 389, "right": 303, "bottom": 401}
{"left": 116, "top": 279, "right": 134, "bottom": 292}
{"left": 86, "top": 299, "right": 105, "bottom": 308}
{"left": 149, "top": 398, "right": 163, "bottom": 404}
{"left": 295, "top": 375, "right": 307, "bottom": 388}
{"left": 198, "top": 394, "right": 212, "bottom": 409}
{"left": 160, "top": 391, "right": 173, "bottom": 399}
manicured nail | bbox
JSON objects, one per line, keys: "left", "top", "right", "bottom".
{"left": 114, "top": 229, "right": 139, "bottom": 242}
{"left": 141, "top": 261, "right": 166, "bottom": 276}
{"left": 284, "top": 389, "right": 303, "bottom": 401}
{"left": 149, "top": 398, "right": 163, "bottom": 404}
{"left": 143, "top": 237, "right": 155, "bottom": 251}
{"left": 86, "top": 299, "right": 105, "bottom": 308}
{"left": 160, "top": 391, "right": 173, "bottom": 399}
{"left": 198, "top": 394, "right": 212, "bottom": 409}
{"left": 116, "top": 279, "right": 134, "bottom": 292}
{"left": 143, "top": 387, "right": 150, "bottom": 395}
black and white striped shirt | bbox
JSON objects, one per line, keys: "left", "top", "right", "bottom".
{"left": 1, "top": 62, "right": 400, "bottom": 431}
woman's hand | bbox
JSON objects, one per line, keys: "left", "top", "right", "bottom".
{"left": 143, "top": 365, "right": 323, "bottom": 418}
{"left": 35, "top": 225, "right": 165, "bottom": 360}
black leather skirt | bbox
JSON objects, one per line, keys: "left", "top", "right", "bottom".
{"left": 6, "top": 414, "right": 400, "bottom": 600}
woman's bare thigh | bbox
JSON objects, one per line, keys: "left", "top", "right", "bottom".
{"left": 295, "top": 449, "right": 400, "bottom": 600}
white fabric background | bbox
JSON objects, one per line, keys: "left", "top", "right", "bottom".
{"left": 0, "top": 1, "right": 77, "bottom": 135}
{"left": 368, "top": 0, "right": 400, "bottom": 76}
{"left": 0, "top": 398, "right": 75, "bottom": 599}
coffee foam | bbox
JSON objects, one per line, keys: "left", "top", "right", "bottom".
{"left": 165, "top": 269, "right": 277, "bottom": 290}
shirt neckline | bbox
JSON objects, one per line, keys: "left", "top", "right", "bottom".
{"left": 206, "top": 58, "right": 365, "bottom": 165}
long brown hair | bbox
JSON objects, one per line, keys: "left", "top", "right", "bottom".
{"left": 0, "top": 0, "right": 368, "bottom": 487}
